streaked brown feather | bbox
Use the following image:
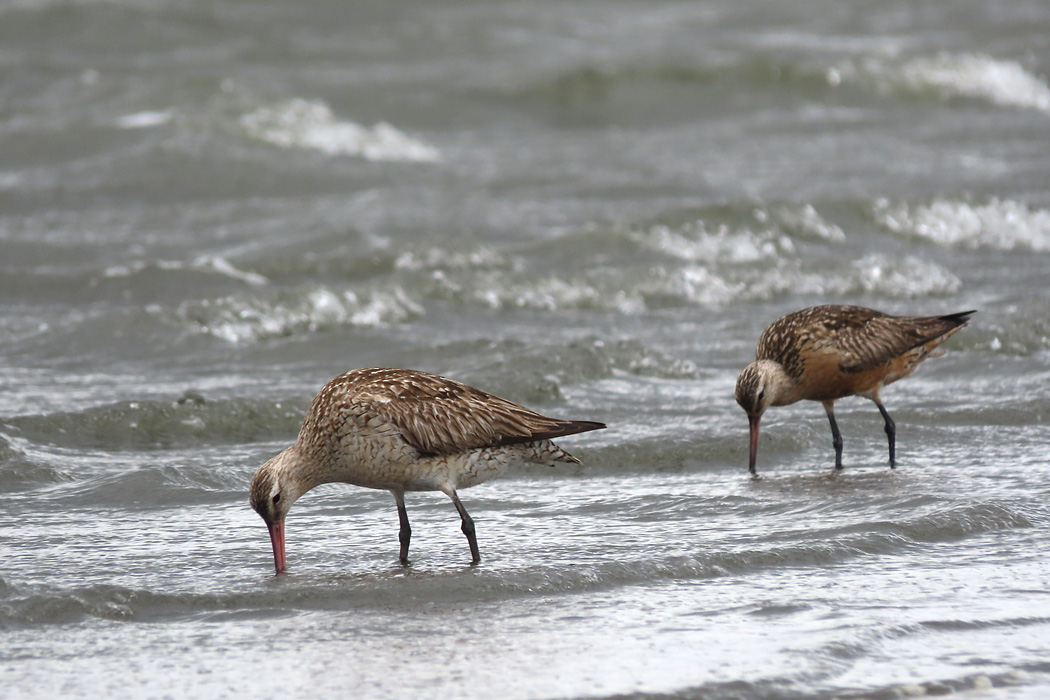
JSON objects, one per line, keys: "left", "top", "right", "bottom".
{"left": 757, "top": 305, "right": 974, "bottom": 380}
{"left": 302, "top": 368, "right": 604, "bottom": 456}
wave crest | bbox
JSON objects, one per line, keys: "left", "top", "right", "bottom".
{"left": 829, "top": 52, "right": 1050, "bottom": 113}
{"left": 874, "top": 198, "right": 1050, "bottom": 251}
{"left": 240, "top": 99, "right": 441, "bottom": 162}
{"left": 6, "top": 395, "right": 305, "bottom": 450}
{"left": 177, "top": 286, "right": 424, "bottom": 343}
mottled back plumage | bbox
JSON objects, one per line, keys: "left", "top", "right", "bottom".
{"left": 756, "top": 305, "right": 974, "bottom": 379}
{"left": 299, "top": 368, "right": 605, "bottom": 458}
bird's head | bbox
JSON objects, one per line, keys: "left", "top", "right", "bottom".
{"left": 249, "top": 449, "right": 308, "bottom": 574}
{"left": 735, "top": 360, "right": 789, "bottom": 475}
{"left": 734, "top": 360, "right": 779, "bottom": 419}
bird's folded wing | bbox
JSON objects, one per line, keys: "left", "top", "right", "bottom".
{"left": 348, "top": 370, "right": 603, "bottom": 455}
{"left": 833, "top": 316, "right": 959, "bottom": 373}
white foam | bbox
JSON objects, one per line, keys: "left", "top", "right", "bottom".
{"left": 432, "top": 244, "right": 958, "bottom": 315}
{"left": 114, "top": 110, "right": 174, "bottom": 129}
{"left": 764, "top": 204, "right": 846, "bottom": 243}
{"left": 191, "top": 255, "right": 269, "bottom": 286}
{"left": 874, "top": 198, "right": 1050, "bottom": 251}
{"left": 831, "top": 53, "right": 1050, "bottom": 113}
{"left": 104, "top": 260, "right": 184, "bottom": 278}
{"left": 102, "top": 256, "right": 268, "bottom": 286}
{"left": 466, "top": 265, "right": 743, "bottom": 312}
{"left": 900, "top": 53, "right": 1050, "bottom": 112}
{"left": 346, "top": 288, "right": 425, "bottom": 327}
{"left": 499, "top": 277, "right": 607, "bottom": 311}
{"left": 721, "top": 253, "right": 960, "bottom": 302}
{"left": 633, "top": 221, "right": 791, "bottom": 263}
{"left": 181, "top": 286, "right": 424, "bottom": 343}
{"left": 653, "top": 265, "right": 741, "bottom": 306}
{"left": 393, "top": 247, "right": 507, "bottom": 272}
{"left": 239, "top": 99, "right": 441, "bottom": 162}
{"left": 847, "top": 254, "right": 962, "bottom": 297}
{"left": 453, "top": 272, "right": 646, "bottom": 314}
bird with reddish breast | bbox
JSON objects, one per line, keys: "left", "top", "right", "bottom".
{"left": 735, "top": 305, "right": 975, "bottom": 475}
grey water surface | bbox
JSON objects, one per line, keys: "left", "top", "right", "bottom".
{"left": 2, "top": 1, "right": 1050, "bottom": 699}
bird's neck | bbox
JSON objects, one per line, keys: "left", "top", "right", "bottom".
{"left": 269, "top": 444, "right": 322, "bottom": 504}
{"left": 757, "top": 359, "right": 801, "bottom": 406}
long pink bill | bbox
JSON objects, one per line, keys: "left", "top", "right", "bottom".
{"left": 267, "top": 521, "right": 287, "bottom": 574}
{"left": 748, "top": 415, "right": 761, "bottom": 476}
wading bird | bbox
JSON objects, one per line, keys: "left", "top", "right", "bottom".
{"left": 249, "top": 368, "right": 605, "bottom": 573}
{"left": 735, "top": 305, "right": 974, "bottom": 474}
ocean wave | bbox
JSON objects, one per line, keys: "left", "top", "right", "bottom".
{"left": 533, "top": 208, "right": 954, "bottom": 307}
{"left": 813, "top": 502, "right": 1031, "bottom": 545}
{"left": 589, "top": 669, "right": 1036, "bottom": 700}
{"left": 113, "top": 110, "right": 174, "bottom": 129}
{"left": 0, "top": 459, "right": 70, "bottom": 492}
{"left": 166, "top": 202, "right": 965, "bottom": 337}
{"left": 452, "top": 336, "right": 702, "bottom": 404}
{"left": 426, "top": 254, "right": 959, "bottom": 315}
{"left": 828, "top": 52, "right": 1050, "bottom": 113}
{"left": 420, "top": 257, "right": 758, "bottom": 315}
{"left": 103, "top": 255, "right": 268, "bottom": 286}
{"left": 845, "top": 254, "right": 963, "bottom": 297}
{"left": 655, "top": 253, "right": 960, "bottom": 304}
{"left": 757, "top": 204, "right": 847, "bottom": 243}
{"left": 177, "top": 285, "right": 424, "bottom": 343}
{"left": 393, "top": 246, "right": 510, "bottom": 272}
{"left": 239, "top": 98, "right": 442, "bottom": 162}
{"left": 0, "top": 433, "right": 19, "bottom": 461}
{"left": 506, "top": 63, "right": 717, "bottom": 98}
{"left": 32, "top": 458, "right": 251, "bottom": 505}
{"left": 431, "top": 269, "right": 650, "bottom": 314}
{"left": 0, "top": 498, "right": 1028, "bottom": 627}
{"left": 827, "top": 671, "right": 1037, "bottom": 700}
{"left": 0, "top": 434, "right": 71, "bottom": 491}
{"left": 0, "top": 584, "right": 196, "bottom": 627}
{"left": 629, "top": 203, "right": 845, "bottom": 263}
{"left": 631, "top": 221, "right": 793, "bottom": 263}
{"left": 4, "top": 394, "right": 305, "bottom": 451}
{"left": 873, "top": 197, "right": 1050, "bottom": 251}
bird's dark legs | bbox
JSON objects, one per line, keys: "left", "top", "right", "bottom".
{"left": 875, "top": 401, "right": 896, "bottom": 468}
{"left": 448, "top": 490, "right": 480, "bottom": 565}
{"left": 392, "top": 490, "right": 412, "bottom": 566}
{"left": 823, "top": 400, "right": 844, "bottom": 470}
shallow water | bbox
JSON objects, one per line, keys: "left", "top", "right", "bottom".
{"left": 3, "top": 1, "right": 1050, "bottom": 698}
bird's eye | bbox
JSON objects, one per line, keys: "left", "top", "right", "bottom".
{"left": 757, "top": 390, "right": 765, "bottom": 401}
{"left": 272, "top": 493, "right": 281, "bottom": 504}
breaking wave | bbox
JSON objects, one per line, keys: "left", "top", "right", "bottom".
{"left": 103, "top": 255, "right": 269, "bottom": 286}
{"left": 0, "top": 498, "right": 1029, "bottom": 626}
{"left": 176, "top": 285, "right": 425, "bottom": 343}
{"left": 874, "top": 197, "right": 1050, "bottom": 251}
{"left": 4, "top": 394, "right": 306, "bottom": 451}
{"left": 828, "top": 52, "right": 1050, "bottom": 113}
{"left": 240, "top": 98, "right": 442, "bottom": 162}
{"left": 166, "top": 201, "right": 971, "bottom": 345}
